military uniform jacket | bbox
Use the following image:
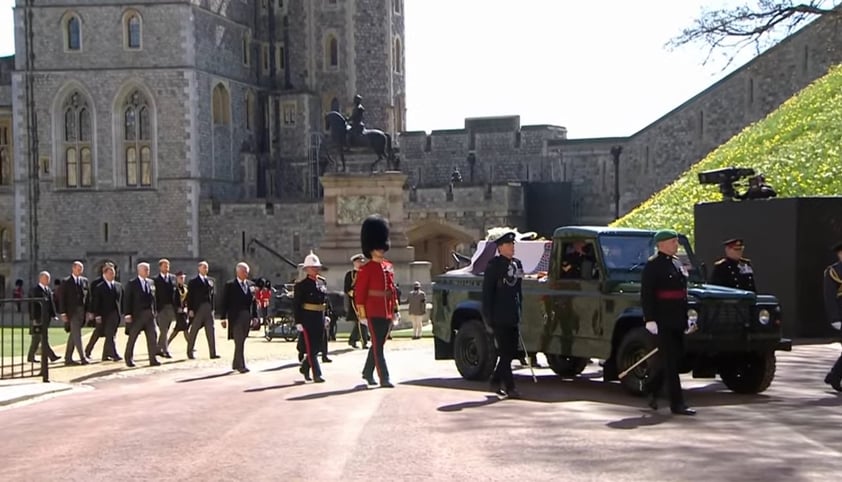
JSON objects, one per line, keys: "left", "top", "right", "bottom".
{"left": 294, "top": 276, "right": 327, "bottom": 323}
{"left": 710, "top": 257, "right": 756, "bottom": 291}
{"left": 354, "top": 260, "right": 398, "bottom": 320}
{"left": 641, "top": 252, "right": 688, "bottom": 331}
{"left": 482, "top": 255, "right": 524, "bottom": 328}
{"left": 823, "top": 262, "right": 842, "bottom": 323}
{"left": 343, "top": 269, "right": 359, "bottom": 321}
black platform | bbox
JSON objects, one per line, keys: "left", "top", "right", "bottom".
{"left": 695, "top": 197, "right": 842, "bottom": 339}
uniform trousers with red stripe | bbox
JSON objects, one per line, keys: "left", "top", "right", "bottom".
{"left": 297, "top": 316, "right": 323, "bottom": 378}
{"left": 363, "top": 317, "right": 391, "bottom": 382}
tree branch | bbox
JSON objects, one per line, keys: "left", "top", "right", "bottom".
{"left": 667, "top": 1, "right": 842, "bottom": 68}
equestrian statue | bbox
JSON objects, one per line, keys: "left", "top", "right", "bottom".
{"left": 323, "top": 94, "right": 399, "bottom": 173}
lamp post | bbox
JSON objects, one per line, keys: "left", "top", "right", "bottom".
{"left": 610, "top": 145, "right": 622, "bottom": 220}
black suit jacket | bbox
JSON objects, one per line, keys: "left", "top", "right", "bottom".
{"left": 221, "top": 278, "right": 257, "bottom": 339}
{"left": 60, "top": 275, "right": 90, "bottom": 315}
{"left": 123, "top": 278, "right": 156, "bottom": 318}
{"left": 93, "top": 280, "right": 123, "bottom": 318}
{"left": 29, "top": 284, "right": 57, "bottom": 332}
{"left": 154, "top": 273, "right": 177, "bottom": 311}
{"left": 186, "top": 275, "right": 214, "bottom": 312}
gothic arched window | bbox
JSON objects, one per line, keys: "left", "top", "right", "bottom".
{"left": 394, "top": 37, "right": 402, "bottom": 73}
{"left": 0, "top": 227, "right": 9, "bottom": 262}
{"left": 0, "top": 122, "right": 10, "bottom": 185}
{"left": 62, "top": 92, "right": 93, "bottom": 188}
{"left": 65, "top": 15, "right": 81, "bottom": 51}
{"left": 123, "top": 11, "right": 142, "bottom": 49}
{"left": 123, "top": 90, "right": 152, "bottom": 187}
{"left": 212, "top": 84, "right": 231, "bottom": 125}
{"left": 326, "top": 34, "right": 339, "bottom": 69}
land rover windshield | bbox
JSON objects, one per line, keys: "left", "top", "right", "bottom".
{"left": 598, "top": 233, "right": 704, "bottom": 283}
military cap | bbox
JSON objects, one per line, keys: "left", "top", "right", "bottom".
{"left": 833, "top": 242, "right": 842, "bottom": 253}
{"left": 350, "top": 253, "right": 366, "bottom": 262}
{"left": 493, "top": 231, "right": 517, "bottom": 245}
{"left": 653, "top": 229, "right": 678, "bottom": 242}
{"left": 723, "top": 238, "right": 745, "bottom": 248}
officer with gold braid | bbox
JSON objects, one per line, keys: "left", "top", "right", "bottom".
{"left": 822, "top": 242, "right": 842, "bottom": 392}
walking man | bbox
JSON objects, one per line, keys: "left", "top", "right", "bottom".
{"left": 355, "top": 215, "right": 399, "bottom": 388}
{"left": 221, "top": 262, "right": 258, "bottom": 373}
{"left": 60, "top": 261, "right": 91, "bottom": 365}
{"left": 85, "top": 262, "right": 115, "bottom": 359}
{"left": 27, "top": 271, "right": 61, "bottom": 363}
{"left": 482, "top": 232, "right": 523, "bottom": 398}
{"left": 186, "top": 261, "right": 219, "bottom": 360}
{"left": 407, "top": 281, "right": 427, "bottom": 340}
{"left": 641, "top": 230, "right": 696, "bottom": 415}
{"left": 92, "top": 265, "right": 123, "bottom": 361}
{"left": 822, "top": 242, "right": 842, "bottom": 392}
{"left": 345, "top": 254, "right": 369, "bottom": 349}
{"left": 294, "top": 252, "right": 328, "bottom": 383}
{"left": 122, "top": 262, "right": 161, "bottom": 368}
{"left": 154, "top": 259, "right": 177, "bottom": 358}
{"left": 168, "top": 271, "right": 190, "bottom": 345}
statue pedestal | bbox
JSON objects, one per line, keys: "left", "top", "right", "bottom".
{"left": 316, "top": 172, "right": 431, "bottom": 292}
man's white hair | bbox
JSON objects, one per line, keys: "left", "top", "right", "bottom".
{"left": 198, "top": 261, "right": 209, "bottom": 268}
{"left": 72, "top": 261, "right": 84, "bottom": 268}
{"left": 39, "top": 271, "right": 51, "bottom": 279}
{"left": 236, "top": 262, "right": 250, "bottom": 273}
{"left": 137, "top": 262, "right": 150, "bottom": 271}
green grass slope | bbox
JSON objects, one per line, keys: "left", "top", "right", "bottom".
{"left": 612, "top": 64, "right": 842, "bottom": 243}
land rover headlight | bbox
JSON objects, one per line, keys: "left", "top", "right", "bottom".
{"left": 687, "top": 308, "right": 699, "bottom": 324}
{"left": 758, "top": 309, "right": 771, "bottom": 325}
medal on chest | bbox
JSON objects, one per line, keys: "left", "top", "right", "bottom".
{"left": 671, "top": 258, "right": 689, "bottom": 278}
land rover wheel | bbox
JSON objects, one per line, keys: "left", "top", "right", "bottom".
{"left": 719, "top": 351, "right": 776, "bottom": 394}
{"left": 616, "top": 327, "right": 658, "bottom": 396}
{"left": 454, "top": 320, "right": 496, "bottom": 381}
{"left": 546, "top": 354, "right": 589, "bottom": 378}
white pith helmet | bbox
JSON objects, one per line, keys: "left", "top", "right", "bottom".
{"left": 302, "top": 250, "right": 323, "bottom": 268}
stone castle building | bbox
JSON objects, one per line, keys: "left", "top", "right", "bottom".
{"left": 2, "top": 1, "right": 842, "bottom": 294}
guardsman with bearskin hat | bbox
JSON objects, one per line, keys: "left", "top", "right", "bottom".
{"left": 822, "top": 242, "right": 842, "bottom": 392}
{"left": 709, "top": 238, "right": 756, "bottom": 292}
{"left": 294, "top": 251, "right": 328, "bottom": 383}
{"left": 355, "top": 215, "right": 399, "bottom": 388}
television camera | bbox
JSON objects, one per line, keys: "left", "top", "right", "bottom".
{"left": 698, "top": 167, "right": 776, "bottom": 201}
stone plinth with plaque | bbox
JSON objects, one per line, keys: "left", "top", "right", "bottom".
{"left": 315, "top": 172, "right": 431, "bottom": 293}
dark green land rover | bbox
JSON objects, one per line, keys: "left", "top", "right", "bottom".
{"left": 432, "top": 226, "right": 792, "bottom": 395}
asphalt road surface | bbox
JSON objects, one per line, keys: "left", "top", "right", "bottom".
{"left": 2, "top": 341, "right": 842, "bottom": 481}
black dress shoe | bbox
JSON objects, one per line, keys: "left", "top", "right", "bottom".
{"left": 380, "top": 381, "right": 395, "bottom": 388}
{"left": 824, "top": 374, "right": 842, "bottom": 392}
{"left": 210, "top": 355, "right": 221, "bottom": 359}
{"left": 363, "top": 376, "right": 377, "bottom": 386}
{"left": 162, "top": 352, "right": 172, "bottom": 359}
{"left": 65, "top": 360, "right": 81, "bottom": 366}
{"left": 647, "top": 394, "right": 659, "bottom": 410}
{"left": 187, "top": 354, "right": 195, "bottom": 360}
{"left": 348, "top": 342, "right": 358, "bottom": 349}
{"left": 314, "top": 377, "right": 325, "bottom": 383}
{"left": 80, "top": 359, "right": 90, "bottom": 365}
{"left": 113, "top": 356, "right": 123, "bottom": 362}
{"left": 126, "top": 361, "right": 136, "bottom": 368}
{"left": 49, "top": 355, "right": 61, "bottom": 362}
{"left": 322, "top": 357, "right": 332, "bottom": 363}
{"left": 149, "top": 360, "right": 162, "bottom": 367}
{"left": 300, "top": 364, "right": 312, "bottom": 381}
{"left": 238, "top": 368, "right": 250, "bottom": 374}
{"left": 671, "top": 406, "right": 696, "bottom": 416}
{"left": 362, "top": 344, "right": 369, "bottom": 349}
{"left": 27, "top": 358, "right": 39, "bottom": 363}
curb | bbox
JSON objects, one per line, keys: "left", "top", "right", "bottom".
{"left": 0, "top": 384, "right": 75, "bottom": 407}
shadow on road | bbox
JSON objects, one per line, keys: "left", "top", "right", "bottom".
{"left": 327, "top": 348, "right": 355, "bottom": 357}
{"left": 437, "top": 395, "right": 501, "bottom": 412}
{"left": 244, "top": 380, "right": 307, "bottom": 393}
{"left": 70, "top": 368, "right": 125, "bottom": 383}
{"left": 605, "top": 412, "right": 670, "bottom": 430}
{"left": 403, "top": 374, "right": 776, "bottom": 409}
{"left": 286, "top": 384, "right": 369, "bottom": 401}
{"left": 260, "top": 363, "right": 300, "bottom": 373}
{"left": 176, "top": 371, "right": 235, "bottom": 383}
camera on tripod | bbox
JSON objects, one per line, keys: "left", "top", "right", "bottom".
{"left": 698, "top": 167, "right": 757, "bottom": 201}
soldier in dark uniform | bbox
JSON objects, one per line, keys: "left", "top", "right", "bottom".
{"left": 709, "top": 238, "right": 756, "bottom": 291}
{"left": 482, "top": 231, "right": 524, "bottom": 398}
{"left": 560, "top": 241, "right": 596, "bottom": 279}
{"left": 318, "top": 274, "right": 333, "bottom": 363}
{"left": 294, "top": 251, "right": 328, "bottom": 383}
{"left": 641, "top": 229, "right": 696, "bottom": 416}
{"left": 345, "top": 254, "right": 369, "bottom": 349}
{"left": 822, "top": 242, "right": 842, "bottom": 392}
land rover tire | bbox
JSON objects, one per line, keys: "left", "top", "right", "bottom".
{"left": 454, "top": 319, "right": 497, "bottom": 381}
{"left": 616, "top": 327, "right": 658, "bottom": 396}
{"left": 546, "top": 354, "right": 589, "bottom": 378}
{"left": 719, "top": 351, "right": 776, "bottom": 394}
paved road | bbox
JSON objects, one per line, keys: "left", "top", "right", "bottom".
{"left": 1, "top": 341, "right": 842, "bottom": 481}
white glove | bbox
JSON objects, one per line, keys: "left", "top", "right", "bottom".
{"left": 324, "top": 316, "right": 331, "bottom": 327}
{"left": 359, "top": 318, "right": 368, "bottom": 327}
{"left": 295, "top": 324, "right": 304, "bottom": 332}
{"left": 645, "top": 321, "right": 658, "bottom": 335}
{"left": 685, "top": 321, "right": 699, "bottom": 334}
{"left": 832, "top": 321, "right": 842, "bottom": 331}
{"left": 393, "top": 312, "right": 401, "bottom": 326}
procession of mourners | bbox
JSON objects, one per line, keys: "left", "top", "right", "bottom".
{"left": 15, "top": 214, "right": 842, "bottom": 415}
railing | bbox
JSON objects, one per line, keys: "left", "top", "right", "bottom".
{"left": 0, "top": 298, "right": 50, "bottom": 382}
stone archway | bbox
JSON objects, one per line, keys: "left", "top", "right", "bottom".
{"left": 407, "top": 220, "right": 477, "bottom": 275}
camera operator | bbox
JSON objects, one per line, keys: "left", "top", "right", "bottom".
{"left": 737, "top": 174, "right": 777, "bottom": 200}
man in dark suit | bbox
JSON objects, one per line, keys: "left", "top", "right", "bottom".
{"left": 27, "top": 271, "right": 61, "bottom": 363}
{"left": 186, "top": 261, "right": 219, "bottom": 360}
{"left": 154, "top": 259, "right": 177, "bottom": 358}
{"left": 85, "top": 262, "right": 116, "bottom": 359}
{"left": 220, "top": 262, "right": 258, "bottom": 373}
{"left": 92, "top": 265, "right": 123, "bottom": 361}
{"left": 60, "top": 261, "right": 91, "bottom": 365}
{"left": 122, "top": 262, "right": 161, "bottom": 368}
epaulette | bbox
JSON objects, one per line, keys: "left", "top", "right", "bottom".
{"left": 740, "top": 257, "right": 751, "bottom": 263}
{"left": 648, "top": 254, "right": 657, "bottom": 261}
{"left": 714, "top": 258, "right": 726, "bottom": 266}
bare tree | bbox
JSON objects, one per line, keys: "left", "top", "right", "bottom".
{"left": 668, "top": 0, "right": 841, "bottom": 68}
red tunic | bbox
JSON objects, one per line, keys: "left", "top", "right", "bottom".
{"left": 256, "top": 289, "right": 271, "bottom": 309}
{"left": 354, "top": 259, "right": 398, "bottom": 320}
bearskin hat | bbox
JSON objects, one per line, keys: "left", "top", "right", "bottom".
{"left": 361, "top": 214, "right": 390, "bottom": 258}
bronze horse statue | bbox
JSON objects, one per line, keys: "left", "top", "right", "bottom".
{"left": 323, "top": 111, "right": 398, "bottom": 173}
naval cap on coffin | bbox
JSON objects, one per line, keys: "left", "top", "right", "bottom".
{"left": 361, "top": 215, "right": 390, "bottom": 258}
